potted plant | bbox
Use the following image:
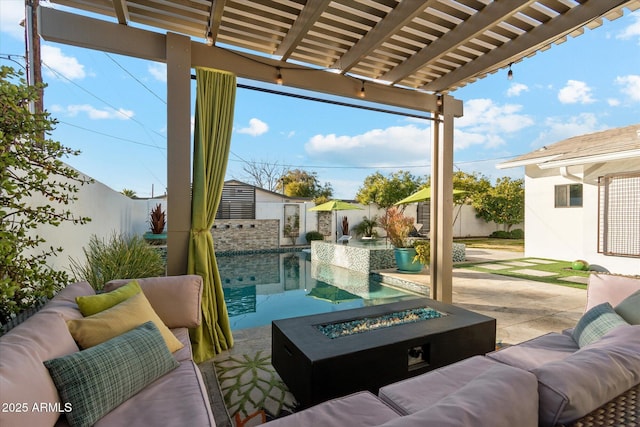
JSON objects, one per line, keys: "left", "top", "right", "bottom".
{"left": 354, "top": 216, "right": 379, "bottom": 239}
{"left": 144, "top": 203, "right": 167, "bottom": 244}
{"left": 380, "top": 207, "right": 423, "bottom": 272}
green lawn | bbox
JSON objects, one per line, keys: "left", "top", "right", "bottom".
{"left": 456, "top": 257, "right": 589, "bottom": 289}
{"left": 454, "top": 238, "right": 524, "bottom": 252}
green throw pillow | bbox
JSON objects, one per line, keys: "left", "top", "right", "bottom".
{"left": 76, "top": 280, "right": 141, "bottom": 316}
{"left": 615, "top": 290, "right": 640, "bottom": 325}
{"left": 44, "top": 321, "right": 179, "bottom": 427}
{"left": 572, "top": 302, "right": 629, "bottom": 347}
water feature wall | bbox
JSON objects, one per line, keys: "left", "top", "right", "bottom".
{"left": 311, "top": 241, "right": 396, "bottom": 273}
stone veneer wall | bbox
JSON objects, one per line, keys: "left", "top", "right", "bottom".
{"left": 212, "top": 219, "right": 279, "bottom": 252}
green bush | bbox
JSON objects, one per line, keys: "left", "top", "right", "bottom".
{"left": 509, "top": 228, "right": 524, "bottom": 239}
{"left": 489, "top": 230, "right": 511, "bottom": 239}
{"left": 305, "top": 231, "right": 325, "bottom": 243}
{"left": 70, "top": 233, "right": 165, "bottom": 291}
{"left": 489, "top": 229, "right": 524, "bottom": 239}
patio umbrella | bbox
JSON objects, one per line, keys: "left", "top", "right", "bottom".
{"left": 394, "top": 187, "right": 466, "bottom": 205}
{"left": 309, "top": 200, "right": 362, "bottom": 242}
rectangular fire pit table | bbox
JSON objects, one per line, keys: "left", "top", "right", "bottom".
{"left": 272, "top": 298, "right": 496, "bottom": 408}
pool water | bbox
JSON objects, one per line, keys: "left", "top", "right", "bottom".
{"left": 217, "top": 251, "right": 419, "bottom": 330}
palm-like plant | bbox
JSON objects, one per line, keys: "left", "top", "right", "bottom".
{"left": 150, "top": 204, "right": 166, "bottom": 234}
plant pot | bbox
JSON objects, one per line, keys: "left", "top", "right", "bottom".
{"left": 144, "top": 231, "right": 167, "bottom": 245}
{"left": 394, "top": 248, "right": 423, "bottom": 273}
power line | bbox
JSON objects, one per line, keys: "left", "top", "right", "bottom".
{"left": 59, "top": 121, "right": 166, "bottom": 149}
{"left": 41, "top": 61, "right": 167, "bottom": 147}
{"left": 103, "top": 52, "right": 166, "bottom": 104}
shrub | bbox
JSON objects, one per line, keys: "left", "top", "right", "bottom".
{"left": 509, "top": 228, "right": 524, "bottom": 239}
{"left": 305, "top": 231, "right": 325, "bottom": 243}
{"left": 69, "top": 233, "right": 165, "bottom": 291}
{"left": 490, "top": 230, "right": 511, "bottom": 239}
{"left": 413, "top": 240, "right": 430, "bottom": 265}
{"left": 354, "top": 216, "right": 379, "bottom": 238}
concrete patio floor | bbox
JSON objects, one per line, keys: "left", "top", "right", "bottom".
{"left": 222, "top": 248, "right": 587, "bottom": 357}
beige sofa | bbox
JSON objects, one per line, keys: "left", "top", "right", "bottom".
{"left": 0, "top": 275, "right": 216, "bottom": 427}
{"left": 264, "top": 273, "right": 640, "bottom": 427}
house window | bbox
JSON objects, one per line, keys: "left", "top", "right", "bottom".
{"left": 554, "top": 184, "right": 582, "bottom": 207}
{"left": 598, "top": 172, "right": 640, "bottom": 258}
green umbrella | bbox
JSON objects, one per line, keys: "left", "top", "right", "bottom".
{"left": 394, "top": 187, "right": 466, "bottom": 205}
{"left": 309, "top": 200, "right": 363, "bottom": 212}
{"left": 309, "top": 200, "right": 363, "bottom": 242}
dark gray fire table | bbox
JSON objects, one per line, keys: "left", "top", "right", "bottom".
{"left": 272, "top": 298, "right": 496, "bottom": 408}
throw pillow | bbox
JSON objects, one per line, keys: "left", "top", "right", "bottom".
{"left": 614, "top": 290, "right": 640, "bottom": 325}
{"left": 572, "top": 302, "right": 629, "bottom": 347}
{"left": 67, "top": 292, "right": 184, "bottom": 352}
{"left": 76, "top": 280, "right": 142, "bottom": 317}
{"left": 44, "top": 322, "right": 179, "bottom": 427}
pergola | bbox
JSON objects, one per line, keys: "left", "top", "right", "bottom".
{"left": 37, "top": 0, "right": 638, "bottom": 303}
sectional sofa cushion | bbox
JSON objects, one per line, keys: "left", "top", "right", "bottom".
{"left": 486, "top": 332, "right": 578, "bottom": 371}
{"left": 532, "top": 324, "right": 640, "bottom": 427}
{"left": 377, "top": 362, "right": 538, "bottom": 427}
{"left": 259, "top": 391, "right": 401, "bottom": 427}
{"left": 93, "top": 358, "right": 215, "bottom": 427}
{"left": 585, "top": 274, "right": 640, "bottom": 311}
{"left": 379, "top": 356, "right": 502, "bottom": 415}
{"left": 76, "top": 280, "right": 141, "bottom": 316}
{"left": 67, "top": 292, "right": 184, "bottom": 353}
{"left": 0, "top": 312, "right": 79, "bottom": 427}
{"left": 45, "top": 322, "right": 179, "bottom": 427}
{"left": 105, "top": 275, "right": 203, "bottom": 328}
{"left": 572, "top": 302, "right": 629, "bottom": 347}
{"left": 615, "top": 290, "right": 640, "bottom": 324}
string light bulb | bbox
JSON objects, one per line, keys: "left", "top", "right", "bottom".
{"left": 507, "top": 63, "right": 513, "bottom": 80}
{"left": 276, "top": 67, "right": 283, "bottom": 85}
{"left": 358, "top": 81, "right": 365, "bottom": 98}
{"left": 205, "top": 30, "right": 214, "bottom": 46}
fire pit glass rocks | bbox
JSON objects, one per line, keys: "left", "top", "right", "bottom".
{"left": 316, "top": 307, "right": 445, "bottom": 339}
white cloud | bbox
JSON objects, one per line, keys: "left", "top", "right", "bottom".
{"left": 615, "top": 75, "right": 640, "bottom": 102}
{"left": 607, "top": 98, "right": 621, "bottom": 107}
{"left": 0, "top": 1, "right": 25, "bottom": 39}
{"left": 52, "top": 104, "right": 134, "bottom": 120}
{"left": 530, "top": 113, "right": 606, "bottom": 149}
{"left": 616, "top": 11, "right": 640, "bottom": 42}
{"left": 506, "top": 83, "right": 529, "bottom": 97}
{"left": 237, "top": 118, "right": 268, "bottom": 136}
{"left": 557, "top": 80, "right": 595, "bottom": 104}
{"left": 305, "top": 124, "right": 432, "bottom": 167}
{"left": 455, "top": 98, "right": 534, "bottom": 149}
{"left": 41, "top": 45, "right": 86, "bottom": 80}
{"left": 148, "top": 63, "right": 166, "bottom": 83}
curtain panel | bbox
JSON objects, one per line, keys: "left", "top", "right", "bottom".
{"left": 188, "top": 68, "right": 236, "bottom": 362}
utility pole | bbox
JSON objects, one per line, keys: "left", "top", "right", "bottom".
{"left": 25, "top": 0, "right": 43, "bottom": 113}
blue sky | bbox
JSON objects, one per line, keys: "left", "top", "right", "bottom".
{"left": 2, "top": 2, "right": 639, "bottom": 199}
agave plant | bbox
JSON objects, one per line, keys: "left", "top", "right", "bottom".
{"left": 150, "top": 203, "right": 166, "bottom": 234}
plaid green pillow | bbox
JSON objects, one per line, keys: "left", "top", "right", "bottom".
{"left": 44, "top": 321, "right": 179, "bottom": 427}
{"left": 572, "top": 302, "right": 629, "bottom": 347}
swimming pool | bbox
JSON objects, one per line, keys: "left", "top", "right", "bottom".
{"left": 217, "top": 251, "right": 419, "bottom": 330}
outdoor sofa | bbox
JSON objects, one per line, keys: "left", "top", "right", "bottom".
{"left": 0, "top": 275, "right": 216, "bottom": 427}
{"left": 263, "top": 273, "right": 640, "bottom": 427}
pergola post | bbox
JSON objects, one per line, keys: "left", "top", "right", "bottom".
{"left": 430, "top": 94, "right": 458, "bottom": 303}
{"left": 166, "top": 32, "right": 192, "bottom": 275}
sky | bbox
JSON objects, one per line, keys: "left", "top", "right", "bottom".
{"left": 1, "top": 1, "right": 639, "bottom": 199}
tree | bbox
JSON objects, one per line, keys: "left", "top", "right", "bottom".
{"left": 239, "top": 159, "right": 288, "bottom": 192}
{"left": 277, "top": 169, "right": 333, "bottom": 202}
{"left": 355, "top": 170, "right": 424, "bottom": 209}
{"left": 452, "top": 171, "right": 492, "bottom": 204}
{"left": 472, "top": 176, "right": 524, "bottom": 231}
{"left": 121, "top": 188, "right": 137, "bottom": 198}
{"left": 0, "top": 66, "right": 91, "bottom": 322}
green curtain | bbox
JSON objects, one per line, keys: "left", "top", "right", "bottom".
{"left": 188, "top": 67, "right": 236, "bottom": 362}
